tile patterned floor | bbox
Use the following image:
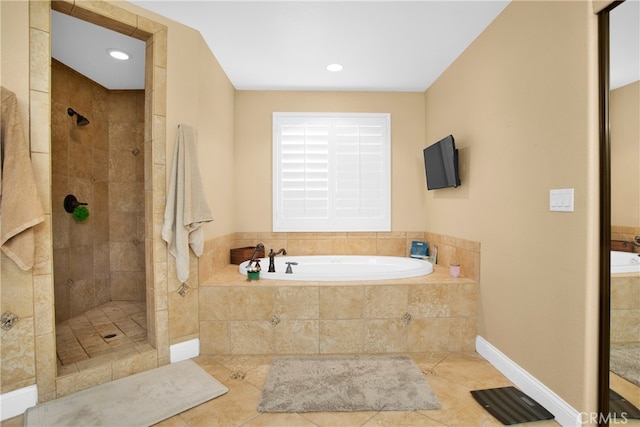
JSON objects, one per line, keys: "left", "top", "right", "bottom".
{"left": 5, "top": 351, "right": 638, "bottom": 426}
{"left": 55, "top": 301, "right": 147, "bottom": 368}
{"left": 611, "top": 372, "right": 640, "bottom": 418}
{"left": 166, "top": 352, "right": 535, "bottom": 427}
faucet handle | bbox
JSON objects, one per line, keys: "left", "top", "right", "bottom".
{"left": 285, "top": 261, "right": 298, "bottom": 274}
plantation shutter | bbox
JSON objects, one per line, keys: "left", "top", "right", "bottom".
{"left": 273, "top": 113, "right": 390, "bottom": 232}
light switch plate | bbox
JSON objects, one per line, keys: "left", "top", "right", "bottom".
{"left": 549, "top": 188, "right": 574, "bottom": 212}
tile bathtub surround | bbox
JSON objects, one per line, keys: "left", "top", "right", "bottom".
{"left": 199, "top": 264, "right": 478, "bottom": 355}
{"left": 609, "top": 222, "right": 640, "bottom": 404}
{"left": 198, "top": 233, "right": 236, "bottom": 282}
{"left": 611, "top": 225, "right": 640, "bottom": 253}
{"left": 610, "top": 273, "right": 640, "bottom": 344}
{"left": 229, "top": 230, "right": 481, "bottom": 282}
{"left": 610, "top": 225, "right": 640, "bottom": 345}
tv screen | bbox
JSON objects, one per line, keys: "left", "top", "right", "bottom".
{"left": 423, "top": 134, "right": 460, "bottom": 190}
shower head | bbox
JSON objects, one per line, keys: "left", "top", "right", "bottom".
{"left": 76, "top": 115, "right": 90, "bottom": 126}
{"left": 67, "top": 107, "right": 90, "bottom": 126}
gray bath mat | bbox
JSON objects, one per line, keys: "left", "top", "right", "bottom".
{"left": 257, "top": 355, "right": 440, "bottom": 413}
{"left": 25, "top": 359, "right": 228, "bottom": 426}
{"left": 610, "top": 344, "right": 640, "bottom": 387}
{"left": 471, "top": 386, "right": 554, "bottom": 425}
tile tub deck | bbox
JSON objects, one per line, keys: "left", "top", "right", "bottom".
{"left": 199, "top": 264, "right": 478, "bottom": 355}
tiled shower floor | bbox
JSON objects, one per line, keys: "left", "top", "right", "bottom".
{"left": 55, "top": 301, "right": 147, "bottom": 371}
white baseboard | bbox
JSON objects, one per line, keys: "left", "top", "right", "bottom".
{"left": 170, "top": 338, "right": 200, "bottom": 363}
{"left": 0, "top": 384, "right": 37, "bottom": 421}
{"left": 476, "top": 336, "right": 581, "bottom": 427}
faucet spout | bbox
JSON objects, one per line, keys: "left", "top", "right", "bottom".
{"left": 267, "top": 248, "right": 287, "bottom": 272}
{"left": 250, "top": 243, "right": 265, "bottom": 262}
{"left": 246, "top": 243, "right": 264, "bottom": 270}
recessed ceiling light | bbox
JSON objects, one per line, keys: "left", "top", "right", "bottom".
{"left": 106, "top": 48, "right": 131, "bottom": 61}
{"left": 326, "top": 63, "right": 343, "bottom": 72}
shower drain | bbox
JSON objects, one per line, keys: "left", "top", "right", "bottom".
{"left": 103, "top": 333, "right": 117, "bottom": 339}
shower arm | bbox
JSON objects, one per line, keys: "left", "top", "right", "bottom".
{"left": 67, "top": 107, "right": 90, "bottom": 126}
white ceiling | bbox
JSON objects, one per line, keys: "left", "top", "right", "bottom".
{"left": 52, "top": 0, "right": 639, "bottom": 92}
{"left": 610, "top": 0, "right": 640, "bottom": 90}
{"left": 128, "top": 0, "right": 510, "bottom": 92}
{"left": 52, "top": 10, "right": 146, "bottom": 90}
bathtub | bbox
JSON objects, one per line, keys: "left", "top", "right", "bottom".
{"left": 611, "top": 251, "right": 640, "bottom": 274}
{"left": 239, "top": 255, "right": 434, "bottom": 281}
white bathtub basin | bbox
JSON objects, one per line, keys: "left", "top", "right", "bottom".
{"left": 239, "top": 255, "right": 434, "bottom": 281}
{"left": 611, "top": 251, "right": 640, "bottom": 274}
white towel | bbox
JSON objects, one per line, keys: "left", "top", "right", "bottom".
{"left": 162, "top": 124, "right": 213, "bottom": 282}
{"left": 1, "top": 86, "right": 45, "bottom": 270}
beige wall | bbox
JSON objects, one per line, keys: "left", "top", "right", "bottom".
{"left": 234, "top": 91, "right": 426, "bottom": 231}
{"left": 611, "top": 81, "right": 640, "bottom": 228}
{"left": 424, "top": 0, "right": 599, "bottom": 412}
{"left": 116, "top": 0, "right": 238, "bottom": 346}
{"left": 115, "top": 1, "right": 237, "bottom": 241}
{"left": 235, "top": 1, "right": 601, "bottom": 413}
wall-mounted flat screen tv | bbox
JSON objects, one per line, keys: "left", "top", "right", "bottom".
{"left": 423, "top": 134, "right": 461, "bottom": 190}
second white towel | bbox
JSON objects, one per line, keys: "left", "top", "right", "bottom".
{"left": 162, "top": 124, "right": 213, "bottom": 283}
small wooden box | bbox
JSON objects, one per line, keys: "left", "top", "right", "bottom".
{"left": 230, "top": 246, "right": 265, "bottom": 265}
{"left": 612, "top": 240, "right": 634, "bottom": 252}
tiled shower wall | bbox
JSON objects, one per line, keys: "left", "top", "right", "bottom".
{"left": 107, "top": 91, "right": 145, "bottom": 301}
{"left": 51, "top": 60, "right": 145, "bottom": 322}
{"left": 52, "top": 60, "right": 109, "bottom": 322}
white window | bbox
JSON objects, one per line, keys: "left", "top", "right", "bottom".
{"left": 273, "top": 112, "right": 390, "bottom": 232}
